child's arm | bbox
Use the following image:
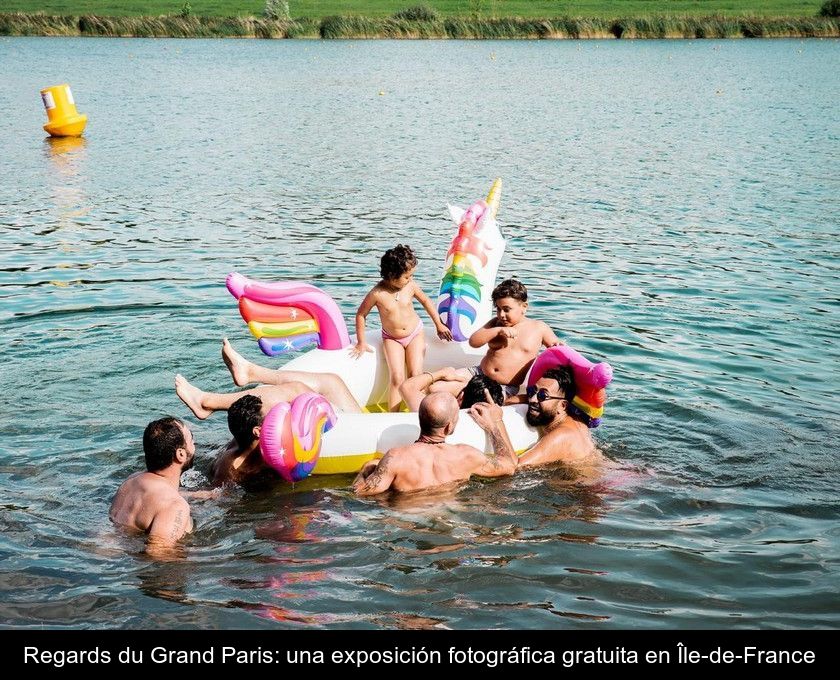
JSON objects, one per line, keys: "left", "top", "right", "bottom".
{"left": 414, "top": 284, "right": 453, "bottom": 341}
{"left": 469, "top": 319, "right": 512, "bottom": 348}
{"left": 542, "top": 322, "right": 563, "bottom": 347}
{"left": 350, "top": 290, "right": 377, "bottom": 358}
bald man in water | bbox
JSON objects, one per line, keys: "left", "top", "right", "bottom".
{"left": 353, "top": 391, "right": 517, "bottom": 495}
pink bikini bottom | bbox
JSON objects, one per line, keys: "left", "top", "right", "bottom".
{"left": 381, "top": 320, "right": 424, "bottom": 348}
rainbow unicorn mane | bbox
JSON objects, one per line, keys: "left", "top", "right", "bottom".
{"left": 437, "top": 178, "right": 505, "bottom": 342}
{"left": 227, "top": 273, "right": 351, "bottom": 356}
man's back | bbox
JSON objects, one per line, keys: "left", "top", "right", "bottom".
{"left": 384, "top": 442, "right": 487, "bottom": 492}
{"left": 110, "top": 472, "right": 192, "bottom": 538}
{"left": 210, "top": 441, "right": 281, "bottom": 490}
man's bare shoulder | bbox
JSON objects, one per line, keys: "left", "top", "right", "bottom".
{"left": 383, "top": 444, "right": 418, "bottom": 461}
{"left": 120, "top": 471, "right": 171, "bottom": 494}
{"left": 443, "top": 442, "right": 485, "bottom": 460}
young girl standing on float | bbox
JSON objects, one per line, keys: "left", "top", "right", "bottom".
{"left": 350, "top": 244, "right": 453, "bottom": 411}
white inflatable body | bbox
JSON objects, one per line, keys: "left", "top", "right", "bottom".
{"left": 280, "top": 327, "right": 539, "bottom": 475}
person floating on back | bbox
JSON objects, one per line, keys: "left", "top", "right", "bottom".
{"left": 350, "top": 244, "right": 452, "bottom": 411}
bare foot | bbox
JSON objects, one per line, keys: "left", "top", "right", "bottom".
{"left": 222, "top": 337, "right": 252, "bottom": 387}
{"left": 175, "top": 374, "right": 212, "bottom": 420}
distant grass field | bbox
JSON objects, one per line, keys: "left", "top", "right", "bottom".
{"left": 0, "top": 1, "right": 827, "bottom": 19}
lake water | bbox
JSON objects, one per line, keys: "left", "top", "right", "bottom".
{"left": 1, "top": 37, "right": 838, "bottom": 629}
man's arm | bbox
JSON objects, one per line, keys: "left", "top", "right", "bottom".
{"left": 399, "top": 367, "right": 463, "bottom": 412}
{"left": 353, "top": 454, "right": 397, "bottom": 496}
{"left": 468, "top": 398, "right": 518, "bottom": 477}
{"left": 148, "top": 497, "right": 191, "bottom": 547}
{"left": 517, "top": 428, "right": 570, "bottom": 468}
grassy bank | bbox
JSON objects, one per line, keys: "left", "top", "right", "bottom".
{"left": 0, "top": 2, "right": 829, "bottom": 19}
{"left": 2, "top": 11, "right": 839, "bottom": 38}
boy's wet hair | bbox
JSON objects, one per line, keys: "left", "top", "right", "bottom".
{"left": 228, "top": 395, "right": 263, "bottom": 449}
{"left": 460, "top": 373, "right": 504, "bottom": 409}
{"left": 492, "top": 278, "right": 527, "bottom": 303}
{"left": 143, "top": 417, "right": 186, "bottom": 473}
{"left": 380, "top": 244, "right": 418, "bottom": 281}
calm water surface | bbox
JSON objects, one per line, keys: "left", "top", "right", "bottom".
{"left": 0, "top": 37, "right": 838, "bottom": 629}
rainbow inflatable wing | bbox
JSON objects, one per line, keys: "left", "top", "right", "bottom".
{"left": 260, "top": 392, "right": 338, "bottom": 482}
{"left": 528, "top": 345, "right": 613, "bottom": 428}
{"left": 437, "top": 178, "right": 506, "bottom": 342}
{"left": 227, "top": 272, "right": 351, "bottom": 357}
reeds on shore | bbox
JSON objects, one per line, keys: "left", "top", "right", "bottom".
{"left": 1, "top": 12, "right": 837, "bottom": 39}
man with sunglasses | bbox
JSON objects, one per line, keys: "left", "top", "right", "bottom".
{"left": 516, "top": 367, "right": 603, "bottom": 475}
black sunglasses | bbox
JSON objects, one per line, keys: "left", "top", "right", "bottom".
{"left": 526, "top": 386, "right": 564, "bottom": 402}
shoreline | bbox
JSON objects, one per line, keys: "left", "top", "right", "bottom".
{"left": 2, "top": 13, "right": 839, "bottom": 40}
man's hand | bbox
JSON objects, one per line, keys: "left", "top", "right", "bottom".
{"left": 469, "top": 391, "right": 504, "bottom": 430}
{"left": 357, "top": 460, "right": 379, "bottom": 479}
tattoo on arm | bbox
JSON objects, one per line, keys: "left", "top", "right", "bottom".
{"left": 363, "top": 456, "right": 391, "bottom": 492}
{"left": 168, "top": 507, "right": 185, "bottom": 542}
{"left": 485, "top": 426, "right": 516, "bottom": 472}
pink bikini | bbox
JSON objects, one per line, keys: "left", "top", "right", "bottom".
{"left": 381, "top": 319, "right": 424, "bottom": 348}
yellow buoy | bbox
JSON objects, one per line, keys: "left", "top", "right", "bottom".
{"left": 41, "top": 84, "right": 87, "bottom": 137}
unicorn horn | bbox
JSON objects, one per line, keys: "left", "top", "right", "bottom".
{"left": 485, "top": 178, "right": 502, "bottom": 222}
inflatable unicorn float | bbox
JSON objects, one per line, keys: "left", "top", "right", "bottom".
{"left": 225, "top": 179, "right": 612, "bottom": 481}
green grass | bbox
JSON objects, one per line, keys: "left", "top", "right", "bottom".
{"left": 0, "top": 1, "right": 828, "bottom": 19}
{"left": 3, "top": 2, "right": 837, "bottom": 38}
{"left": 4, "top": 11, "right": 835, "bottom": 38}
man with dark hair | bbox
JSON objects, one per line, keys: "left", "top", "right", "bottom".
{"left": 517, "top": 366, "right": 603, "bottom": 477}
{"left": 399, "top": 366, "right": 503, "bottom": 411}
{"left": 209, "top": 394, "right": 282, "bottom": 489}
{"left": 353, "top": 391, "right": 517, "bottom": 495}
{"left": 110, "top": 417, "right": 195, "bottom": 548}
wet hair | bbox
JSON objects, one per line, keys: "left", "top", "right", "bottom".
{"left": 460, "top": 373, "right": 504, "bottom": 409}
{"left": 380, "top": 244, "right": 418, "bottom": 281}
{"left": 228, "top": 395, "right": 263, "bottom": 450}
{"left": 492, "top": 278, "right": 527, "bottom": 303}
{"left": 143, "top": 417, "right": 186, "bottom": 473}
{"left": 542, "top": 367, "right": 575, "bottom": 402}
